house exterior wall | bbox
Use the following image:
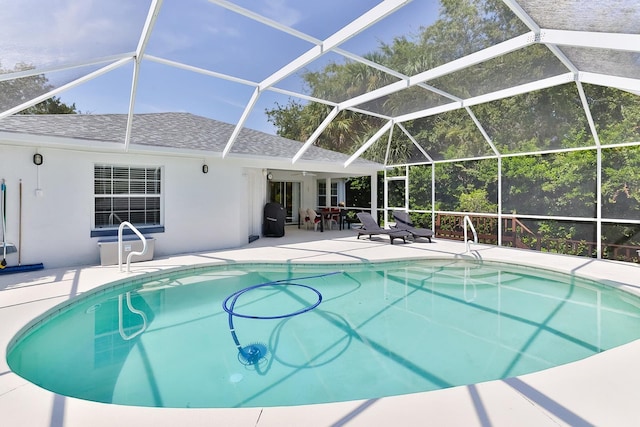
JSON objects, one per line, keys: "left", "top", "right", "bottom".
{"left": 244, "top": 168, "right": 266, "bottom": 238}
{"left": 267, "top": 170, "right": 318, "bottom": 211}
{"left": 0, "top": 144, "right": 249, "bottom": 269}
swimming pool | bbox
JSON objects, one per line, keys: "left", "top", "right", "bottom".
{"left": 7, "top": 259, "right": 640, "bottom": 409}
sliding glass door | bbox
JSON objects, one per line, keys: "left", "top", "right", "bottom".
{"left": 268, "top": 181, "right": 301, "bottom": 224}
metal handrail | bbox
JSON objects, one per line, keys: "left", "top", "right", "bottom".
{"left": 118, "top": 291, "right": 148, "bottom": 341}
{"left": 118, "top": 221, "right": 148, "bottom": 273}
{"left": 463, "top": 269, "right": 477, "bottom": 302}
{"left": 463, "top": 215, "right": 478, "bottom": 253}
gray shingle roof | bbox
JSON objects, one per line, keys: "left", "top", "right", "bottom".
{"left": 0, "top": 112, "right": 381, "bottom": 166}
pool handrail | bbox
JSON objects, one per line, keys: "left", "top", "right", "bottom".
{"left": 463, "top": 215, "right": 478, "bottom": 253}
{"left": 118, "top": 291, "right": 148, "bottom": 341}
{"left": 118, "top": 221, "right": 148, "bottom": 273}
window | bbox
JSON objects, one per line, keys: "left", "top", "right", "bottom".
{"left": 318, "top": 182, "right": 326, "bottom": 206}
{"left": 317, "top": 181, "right": 338, "bottom": 207}
{"left": 94, "top": 165, "right": 162, "bottom": 229}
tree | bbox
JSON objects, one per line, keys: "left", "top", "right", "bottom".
{"left": 0, "top": 61, "right": 77, "bottom": 115}
{"left": 264, "top": 0, "right": 640, "bottom": 253}
{"left": 264, "top": 0, "right": 530, "bottom": 162}
{"left": 20, "top": 96, "right": 77, "bottom": 115}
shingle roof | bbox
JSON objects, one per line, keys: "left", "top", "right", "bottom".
{"left": 0, "top": 112, "right": 381, "bottom": 167}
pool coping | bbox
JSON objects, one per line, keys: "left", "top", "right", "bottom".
{"left": 2, "top": 234, "right": 640, "bottom": 426}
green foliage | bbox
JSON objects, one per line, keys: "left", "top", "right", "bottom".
{"left": 264, "top": 0, "right": 530, "bottom": 161}
{"left": 386, "top": 166, "right": 406, "bottom": 177}
{"left": 602, "top": 145, "right": 640, "bottom": 221}
{"left": 21, "top": 97, "right": 77, "bottom": 114}
{"left": 502, "top": 151, "right": 597, "bottom": 217}
{"left": 458, "top": 188, "right": 495, "bottom": 213}
{"left": 585, "top": 84, "right": 640, "bottom": 146}
{"left": 435, "top": 159, "right": 497, "bottom": 212}
{"left": 345, "top": 176, "right": 372, "bottom": 209}
{"left": 263, "top": 0, "right": 640, "bottom": 253}
{"left": 409, "top": 165, "right": 432, "bottom": 210}
{"left": 1, "top": 61, "right": 77, "bottom": 114}
{"left": 405, "top": 109, "right": 494, "bottom": 160}
{"left": 472, "top": 83, "right": 594, "bottom": 153}
{"left": 420, "top": 0, "right": 528, "bottom": 66}
{"left": 387, "top": 179, "right": 405, "bottom": 207}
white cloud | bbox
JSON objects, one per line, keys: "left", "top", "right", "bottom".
{"left": 203, "top": 23, "right": 241, "bottom": 39}
{"left": 262, "top": 0, "right": 302, "bottom": 27}
{"left": 0, "top": 0, "right": 148, "bottom": 71}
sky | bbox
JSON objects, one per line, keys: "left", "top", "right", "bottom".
{"left": 2, "top": 0, "right": 639, "bottom": 138}
{"left": 0, "top": 0, "right": 441, "bottom": 134}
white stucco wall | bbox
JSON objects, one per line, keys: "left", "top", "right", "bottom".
{"left": 268, "top": 170, "right": 317, "bottom": 210}
{"left": 0, "top": 144, "right": 250, "bottom": 269}
{"left": 244, "top": 168, "right": 266, "bottom": 237}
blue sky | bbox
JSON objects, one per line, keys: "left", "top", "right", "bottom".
{"left": 1, "top": 0, "right": 440, "bottom": 134}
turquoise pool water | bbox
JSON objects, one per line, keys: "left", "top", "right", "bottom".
{"left": 7, "top": 259, "right": 640, "bottom": 408}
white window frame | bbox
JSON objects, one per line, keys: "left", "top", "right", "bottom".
{"left": 317, "top": 181, "right": 339, "bottom": 207}
{"left": 93, "top": 164, "right": 163, "bottom": 231}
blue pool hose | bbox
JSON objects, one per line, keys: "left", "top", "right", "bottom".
{"left": 222, "top": 271, "right": 340, "bottom": 365}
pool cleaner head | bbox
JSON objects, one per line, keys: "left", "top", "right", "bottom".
{"left": 238, "top": 342, "right": 268, "bottom": 365}
{"left": 224, "top": 273, "right": 337, "bottom": 368}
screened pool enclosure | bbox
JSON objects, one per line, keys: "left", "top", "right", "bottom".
{"left": 1, "top": 0, "right": 639, "bottom": 262}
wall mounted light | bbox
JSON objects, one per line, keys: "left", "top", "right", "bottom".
{"left": 33, "top": 153, "right": 43, "bottom": 166}
{"left": 267, "top": 172, "right": 273, "bottom": 180}
{"left": 202, "top": 164, "right": 209, "bottom": 174}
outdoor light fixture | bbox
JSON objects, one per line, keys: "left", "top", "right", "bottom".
{"left": 202, "top": 164, "right": 209, "bottom": 174}
{"left": 33, "top": 153, "right": 43, "bottom": 166}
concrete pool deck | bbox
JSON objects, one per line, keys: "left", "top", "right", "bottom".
{"left": 2, "top": 227, "right": 640, "bottom": 426}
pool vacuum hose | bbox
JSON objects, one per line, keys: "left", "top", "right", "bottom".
{"left": 222, "top": 272, "right": 339, "bottom": 365}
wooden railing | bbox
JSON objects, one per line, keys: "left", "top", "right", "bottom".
{"left": 431, "top": 213, "right": 640, "bottom": 263}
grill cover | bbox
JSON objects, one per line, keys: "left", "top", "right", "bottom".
{"left": 263, "top": 202, "right": 285, "bottom": 237}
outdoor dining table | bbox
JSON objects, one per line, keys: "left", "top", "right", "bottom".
{"left": 321, "top": 208, "right": 343, "bottom": 230}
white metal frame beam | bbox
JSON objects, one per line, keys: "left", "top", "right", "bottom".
{"left": 340, "top": 32, "right": 536, "bottom": 111}
{"left": 0, "top": 53, "right": 134, "bottom": 83}
{"left": 260, "top": 0, "right": 410, "bottom": 91}
{"left": 396, "top": 123, "right": 433, "bottom": 163}
{"left": 208, "top": 0, "right": 425, "bottom": 101}
{"left": 0, "top": 58, "right": 132, "bottom": 120}
{"left": 540, "top": 30, "right": 640, "bottom": 53}
{"left": 222, "top": 0, "right": 409, "bottom": 157}
{"left": 124, "top": 0, "right": 164, "bottom": 151}
{"left": 146, "top": 55, "right": 258, "bottom": 88}
{"left": 337, "top": 28, "right": 640, "bottom": 129}
{"left": 579, "top": 72, "right": 640, "bottom": 93}
{"left": 395, "top": 72, "right": 575, "bottom": 123}
{"left": 207, "top": 0, "right": 319, "bottom": 45}
{"left": 410, "top": 33, "right": 537, "bottom": 86}
{"left": 501, "top": 0, "right": 540, "bottom": 33}
{"left": 344, "top": 120, "right": 393, "bottom": 167}
{"left": 222, "top": 87, "right": 261, "bottom": 157}
{"left": 292, "top": 107, "right": 340, "bottom": 164}
{"left": 383, "top": 123, "right": 395, "bottom": 165}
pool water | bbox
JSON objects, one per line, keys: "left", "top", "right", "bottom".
{"left": 7, "top": 259, "right": 640, "bottom": 408}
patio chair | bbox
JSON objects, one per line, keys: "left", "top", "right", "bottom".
{"left": 307, "top": 208, "right": 323, "bottom": 232}
{"left": 392, "top": 210, "right": 434, "bottom": 242}
{"left": 356, "top": 212, "right": 411, "bottom": 244}
{"left": 339, "top": 208, "right": 349, "bottom": 230}
{"left": 323, "top": 208, "right": 339, "bottom": 230}
{"left": 299, "top": 208, "right": 312, "bottom": 230}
